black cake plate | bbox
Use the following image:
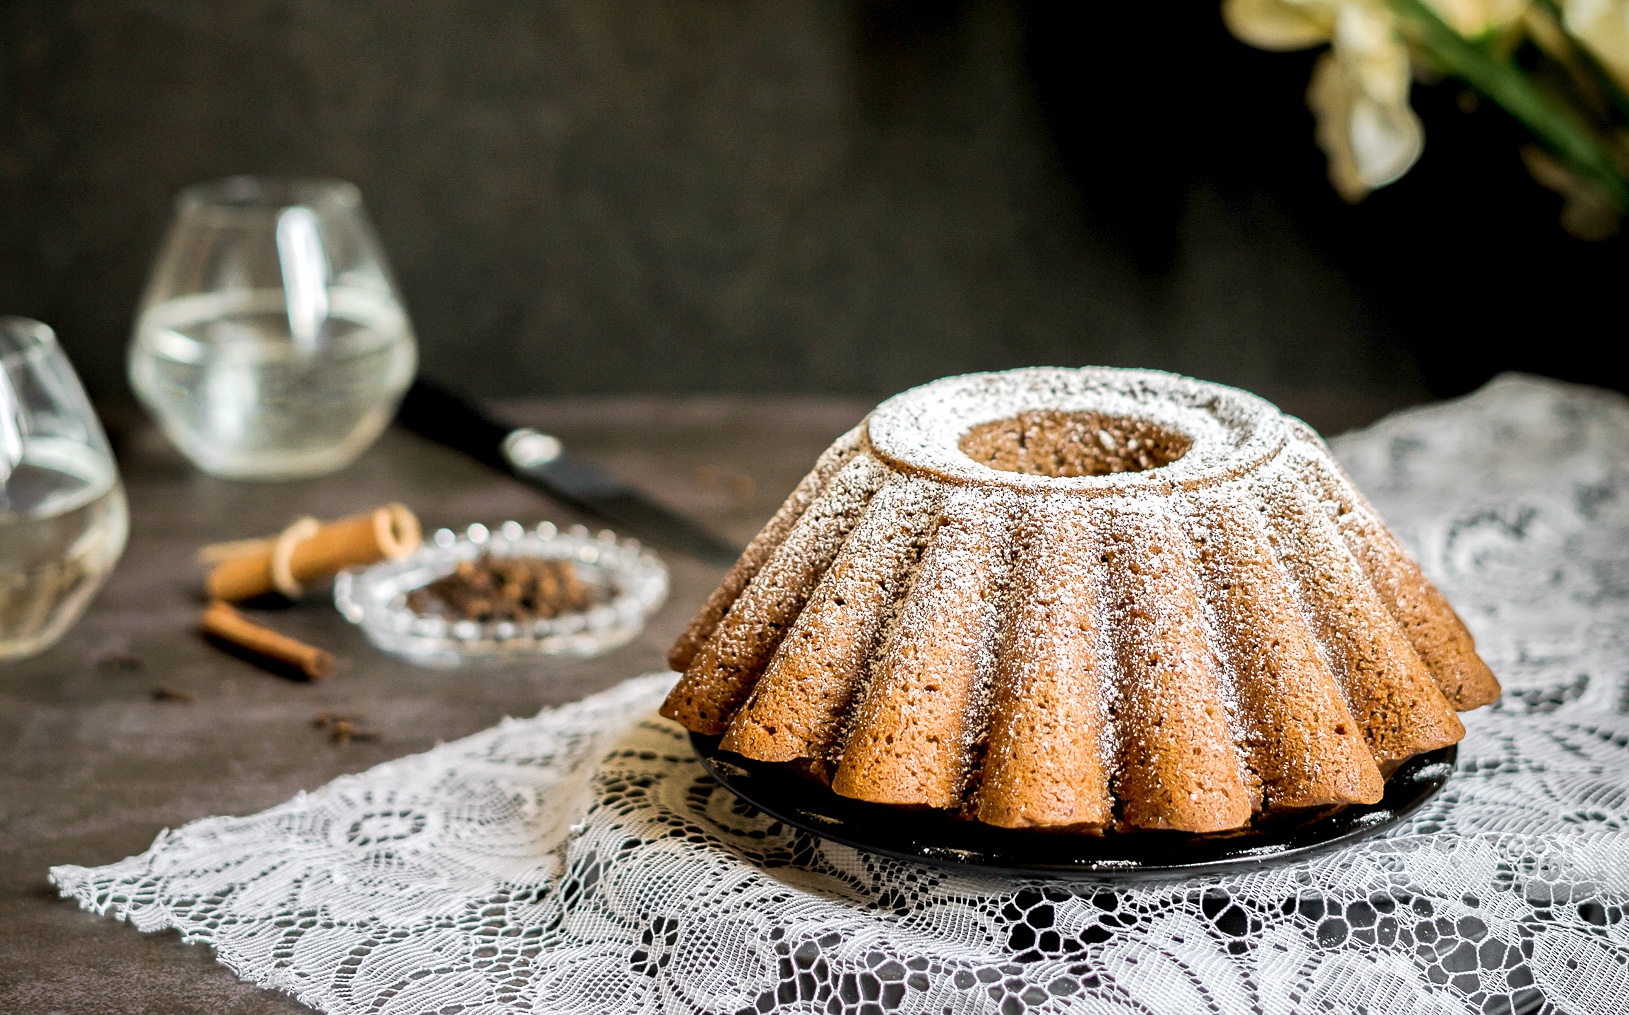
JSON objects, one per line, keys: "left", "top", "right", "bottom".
{"left": 692, "top": 733, "right": 1455, "bottom": 880}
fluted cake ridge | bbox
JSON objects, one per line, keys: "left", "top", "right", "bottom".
{"left": 661, "top": 367, "right": 1500, "bottom": 834}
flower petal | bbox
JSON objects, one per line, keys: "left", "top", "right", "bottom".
{"left": 1424, "top": 0, "right": 1530, "bottom": 37}
{"left": 1561, "top": 0, "right": 1629, "bottom": 92}
{"left": 1309, "top": 52, "right": 1376, "bottom": 201}
{"left": 1307, "top": 49, "right": 1425, "bottom": 201}
{"left": 1349, "top": 93, "right": 1426, "bottom": 187}
{"left": 1333, "top": 2, "right": 1413, "bottom": 106}
{"left": 1223, "top": 0, "right": 1336, "bottom": 49}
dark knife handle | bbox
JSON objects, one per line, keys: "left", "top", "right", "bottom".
{"left": 397, "top": 377, "right": 511, "bottom": 470}
{"left": 398, "top": 378, "right": 744, "bottom": 566}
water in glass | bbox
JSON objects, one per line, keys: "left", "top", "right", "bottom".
{"left": 130, "top": 286, "right": 415, "bottom": 479}
{"left": 129, "top": 177, "right": 417, "bottom": 480}
{"left": 0, "top": 439, "right": 128, "bottom": 660}
{"left": 1, "top": 317, "right": 128, "bottom": 661}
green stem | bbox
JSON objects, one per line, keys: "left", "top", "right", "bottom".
{"left": 1388, "top": 0, "right": 1629, "bottom": 209}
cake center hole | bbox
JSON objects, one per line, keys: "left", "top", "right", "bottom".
{"left": 958, "top": 411, "right": 1191, "bottom": 477}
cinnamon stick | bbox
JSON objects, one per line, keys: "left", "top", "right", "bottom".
{"left": 199, "top": 601, "right": 334, "bottom": 681}
{"left": 206, "top": 504, "right": 421, "bottom": 601}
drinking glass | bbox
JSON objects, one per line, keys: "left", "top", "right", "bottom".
{"left": 0, "top": 317, "right": 129, "bottom": 661}
{"left": 128, "top": 177, "right": 417, "bottom": 480}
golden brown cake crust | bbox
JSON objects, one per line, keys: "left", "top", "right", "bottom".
{"left": 1283, "top": 431, "right": 1501, "bottom": 711}
{"left": 660, "top": 452, "right": 887, "bottom": 734}
{"left": 720, "top": 476, "right": 940, "bottom": 763}
{"left": 1101, "top": 508, "right": 1254, "bottom": 833}
{"left": 660, "top": 368, "right": 1500, "bottom": 834}
{"left": 1186, "top": 496, "right": 1385, "bottom": 810}
{"left": 974, "top": 503, "right": 1116, "bottom": 831}
{"left": 959, "top": 411, "right": 1191, "bottom": 477}
{"left": 830, "top": 492, "right": 1009, "bottom": 809}
{"left": 1256, "top": 481, "right": 1466, "bottom": 763}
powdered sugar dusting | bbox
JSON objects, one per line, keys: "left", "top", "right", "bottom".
{"left": 831, "top": 486, "right": 1016, "bottom": 808}
{"left": 723, "top": 473, "right": 946, "bottom": 764}
{"left": 668, "top": 366, "right": 1491, "bottom": 833}
{"left": 866, "top": 367, "right": 1287, "bottom": 495}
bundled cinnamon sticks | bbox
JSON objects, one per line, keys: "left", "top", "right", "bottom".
{"left": 204, "top": 504, "right": 421, "bottom": 601}
{"left": 199, "top": 504, "right": 422, "bottom": 680}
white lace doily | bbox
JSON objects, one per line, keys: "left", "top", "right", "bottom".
{"left": 53, "top": 374, "right": 1629, "bottom": 1015}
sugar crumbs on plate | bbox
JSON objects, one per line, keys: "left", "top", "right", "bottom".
{"left": 406, "top": 555, "right": 605, "bottom": 623}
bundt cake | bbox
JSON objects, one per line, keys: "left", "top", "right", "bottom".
{"left": 662, "top": 368, "right": 1500, "bottom": 834}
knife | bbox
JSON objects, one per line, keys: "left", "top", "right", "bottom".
{"left": 397, "top": 377, "right": 744, "bottom": 566}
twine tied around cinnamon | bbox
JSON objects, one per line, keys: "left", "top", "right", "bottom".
{"left": 202, "top": 504, "right": 422, "bottom": 602}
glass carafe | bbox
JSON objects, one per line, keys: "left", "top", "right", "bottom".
{"left": 129, "top": 177, "right": 417, "bottom": 480}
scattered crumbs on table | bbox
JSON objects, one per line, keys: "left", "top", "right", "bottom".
{"left": 315, "top": 711, "right": 380, "bottom": 745}
{"left": 96, "top": 651, "right": 144, "bottom": 675}
{"left": 406, "top": 555, "right": 604, "bottom": 623}
{"left": 150, "top": 685, "right": 195, "bottom": 702}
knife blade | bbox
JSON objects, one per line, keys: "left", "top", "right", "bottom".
{"left": 397, "top": 378, "right": 744, "bottom": 566}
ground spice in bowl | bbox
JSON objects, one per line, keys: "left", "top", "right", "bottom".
{"left": 405, "top": 554, "right": 606, "bottom": 623}
{"left": 335, "top": 521, "right": 669, "bottom": 665}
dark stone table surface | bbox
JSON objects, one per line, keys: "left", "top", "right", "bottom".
{"left": 0, "top": 393, "right": 1405, "bottom": 1014}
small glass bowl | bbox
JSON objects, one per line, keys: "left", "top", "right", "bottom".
{"left": 334, "top": 520, "right": 668, "bottom": 667}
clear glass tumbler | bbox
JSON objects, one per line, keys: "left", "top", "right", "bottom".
{"left": 129, "top": 177, "right": 417, "bottom": 480}
{"left": 1, "top": 317, "right": 129, "bottom": 661}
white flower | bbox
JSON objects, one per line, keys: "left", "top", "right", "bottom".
{"left": 1423, "top": 0, "right": 1529, "bottom": 36}
{"left": 1559, "top": 0, "right": 1629, "bottom": 92}
{"left": 1333, "top": 2, "right": 1415, "bottom": 106}
{"left": 1222, "top": 0, "right": 1337, "bottom": 49}
{"left": 1225, "top": 0, "right": 1426, "bottom": 200}
{"left": 1316, "top": 4, "right": 1427, "bottom": 199}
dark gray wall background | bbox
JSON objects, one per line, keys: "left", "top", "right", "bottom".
{"left": 1, "top": 1, "right": 1423, "bottom": 401}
